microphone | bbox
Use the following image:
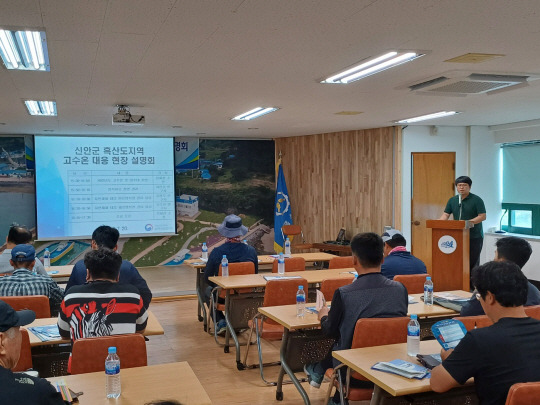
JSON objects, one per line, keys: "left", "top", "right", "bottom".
{"left": 495, "top": 209, "right": 508, "bottom": 234}
{"left": 458, "top": 193, "right": 462, "bottom": 206}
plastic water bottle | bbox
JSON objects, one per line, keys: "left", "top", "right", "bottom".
{"left": 43, "top": 248, "right": 50, "bottom": 269}
{"left": 284, "top": 238, "right": 291, "bottom": 257}
{"left": 424, "top": 276, "right": 434, "bottom": 306}
{"left": 201, "top": 243, "right": 208, "bottom": 261}
{"left": 296, "top": 285, "right": 305, "bottom": 317}
{"left": 105, "top": 346, "right": 121, "bottom": 399}
{"left": 221, "top": 255, "right": 229, "bottom": 277}
{"left": 407, "top": 314, "right": 420, "bottom": 356}
{"left": 277, "top": 253, "right": 285, "bottom": 275}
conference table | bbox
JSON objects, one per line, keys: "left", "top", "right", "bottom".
{"left": 47, "top": 362, "right": 212, "bottom": 404}
{"left": 256, "top": 291, "right": 469, "bottom": 405}
{"left": 46, "top": 265, "right": 73, "bottom": 282}
{"left": 333, "top": 340, "right": 475, "bottom": 404}
{"left": 186, "top": 252, "right": 338, "bottom": 330}
{"left": 25, "top": 310, "right": 164, "bottom": 346}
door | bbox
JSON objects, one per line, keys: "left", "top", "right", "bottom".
{"left": 411, "top": 152, "right": 455, "bottom": 272}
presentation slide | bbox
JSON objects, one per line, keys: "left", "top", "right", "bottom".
{"left": 35, "top": 136, "right": 176, "bottom": 240}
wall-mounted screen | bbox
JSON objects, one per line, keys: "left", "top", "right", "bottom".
{"left": 35, "top": 136, "right": 176, "bottom": 240}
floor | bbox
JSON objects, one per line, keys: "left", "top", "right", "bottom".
{"left": 138, "top": 265, "right": 197, "bottom": 297}
{"left": 145, "top": 298, "right": 353, "bottom": 405}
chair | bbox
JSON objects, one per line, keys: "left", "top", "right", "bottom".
{"left": 281, "top": 225, "right": 313, "bottom": 252}
{"left": 524, "top": 305, "right": 540, "bottom": 320}
{"left": 70, "top": 334, "right": 147, "bottom": 375}
{"left": 453, "top": 315, "right": 493, "bottom": 330}
{"left": 393, "top": 274, "right": 428, "bottom": 294}
{"left": 325, "top": 317, "right": 410, "bottom": 403}
{"left": 505, "top": 382, "right": 540, "bottom": 405}
{"left": 0, "top": 295, "right": 51, "bottom": 318}
{"left": 271, "top": 257, "right": 306, "bottom": 273}
{"left": 320, "top": 276, "right": 354, "bottom": 301}
{"left": 12, "top": 329, "right": 32, "bottom": 372}
{"left": 243, "top": 278, "right": 309, "bottom": 384}
{"left": 328, "top": 256, "right": 354, "bottom": 269}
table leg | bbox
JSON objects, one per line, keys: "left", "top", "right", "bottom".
{"left": 196, "top": 269, "right": 207, "bottom": 330}
{"left": 223, "top": 290, "right": 241, "bottom": 366}
{"left": 275, "top": 329, "right": 310, "bottom": 404}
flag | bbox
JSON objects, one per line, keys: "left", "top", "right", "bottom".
{"left": 274, "top": 159, "right": 293, "bottom": 253}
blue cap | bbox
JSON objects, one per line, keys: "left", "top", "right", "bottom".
{"left": 298, "top": 285, "right": 304, "bottom": 289}
{"left": 11, "top": 244, "right": 35, "bottom": 262}
{"left": 426, "top": 276, "right": 431, "bottom": 280}
{"left": 108, "top": 346, "right": 117, "bottom": 353}
{"left": 222, "top": 255, "right": 227, "bottom": 259}
{"left": 411, "top": 314, "right": 418, "bottom": 320}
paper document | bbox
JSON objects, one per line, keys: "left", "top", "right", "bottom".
{"left": 372, "top": 359, "right": 429, "bottom": 379}
{"left": 433, "top": 292, "right": 469, "bottom": 301}
{"left": 28, "top": 324, "right": 61, "bottom": 342}
{"left": 263, "top": 275, "right": 303, "bottom": 281}
{"left": 408, "top": 295, "right": 418, "bottom": 304}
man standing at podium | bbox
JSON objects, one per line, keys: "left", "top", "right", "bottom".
{"left": 439, "top": 176, "right": 486, "bottom": 272}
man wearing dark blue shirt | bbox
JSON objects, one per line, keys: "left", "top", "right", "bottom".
{"left": 380, "top": 229, "right": 427, "bottom": 280}
{"left": 65, "top": 226, "right": 152, "bottom": 309}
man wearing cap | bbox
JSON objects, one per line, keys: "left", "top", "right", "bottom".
{"left": 381, "top": 229, "right": 427, "bottom": 280}
{"left": 0, "top": 245, "right": 63, "bottom": 315}
{"left": 66, "top": 225, "right": 152, "bottom": 309}
{"left": 439, "top": 176, "right": 486, "bottom": 272}
{"left": 0, "top": 225, "right": 48, "bottom": 276}
{"left": 203, "top": 214, "right": 258, "bottom": 335}
{"left": 0, "top": 300, "right": 66, "bottom": 404}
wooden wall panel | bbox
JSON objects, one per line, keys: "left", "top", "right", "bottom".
{"left": 275, "top": 127, "right": 401, "bottom": 243}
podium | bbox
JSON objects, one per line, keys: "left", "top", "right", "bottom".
{"left": 426, "top": 220, "right": 470, "bottom": 291}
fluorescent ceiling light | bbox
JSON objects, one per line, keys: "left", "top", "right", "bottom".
{"left": 24, "top": 100, "right": 57, "bottom": 116}
{"left": 322, "top": 51, "right": 425, "bottom": 84}
{"left": 0, "top": 29, "right": 49, "bottom": 71}
{"left": 231, "top": 107, "right": 279, "bottom": 121}
{"left": 395, "top": 111, "right": 461, "bottom": 124}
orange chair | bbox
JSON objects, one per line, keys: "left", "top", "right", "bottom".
{"left": 505, "top": 382, "right": 540, "bottom": 405}
{"left": 281, "top": 225, "right": 313, "bottom": 252}
{"left": 453, "top": 315, "right": 493, "bottom": 330}
{"left": 328, "top": 256, "right": 354, "bottom": 269}
{"left": 525, "top": 305, "right": 540, "bottom": 320}
{"left": 271, "top": 257, "right": 306, "bottom": 273}
{"left": 393, "top": 274, "right": 429, "bottom": 294}
{"left": 208, "top": 261, "right": 256, "bottom": 339}
{"left": 325, "top": 317, "right": 410, "bottom": 402}
{"left": 320, "top": 277, "right": 355, "bottom": 301}
{"left": 243, "top": 278, "right": 309, "bottom": 384}
{"left": 0, "top": 295, "right": 51, "bottom": 318}
{"left": 12, "top": 329, "right": 32, "bottom": 372}
{"left": 70, "top": 334, "right": 147, "bottom": 375}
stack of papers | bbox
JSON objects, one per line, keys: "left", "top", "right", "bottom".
{"left": 306, "top": 305, "right": 331, "bottom": 314}
{"left": 263, "top": 275, "right": 303, "bottom": 281}
{"left": 433, "top": 292, "right": 469, "bottom": 301}
{"left": 372, "top": 359, "right": 429, "bottom": 379}
{"left": 408, "top": 295, "right": 418, "bottom": 304}
{"left": 28, "top": 325, "right": 61, "bottom": 342}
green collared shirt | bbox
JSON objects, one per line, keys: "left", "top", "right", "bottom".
{"left": 444, "top": 192, "right": 486, "bottom": 239}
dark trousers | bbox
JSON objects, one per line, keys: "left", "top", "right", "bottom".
{"left": 469, "top": 237, "right": 483, "bottom": 288}
{"left": 204, "top": 285, "right": 225, "bottom": 323}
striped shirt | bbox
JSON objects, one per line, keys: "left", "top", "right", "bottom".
{"left": 0, "top": 268, "right": 64, "bottom": 312}
{"left": 57, "top": 280, "right": 147, "bottom": 342}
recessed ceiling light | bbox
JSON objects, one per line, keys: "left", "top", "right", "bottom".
{"left": 231, "top": 107, "right": 279, "bottom": 121}
{"left": 172, "top": 125, "right": 183, "bottom": 128}
{"left": 0, "top": 29, "right": 49, "bottom": 71}
{"left": 24, "top": 100, "right": 57, "bottom": 116}
{"left": 445, "top": 53, "right": 505, "bottom": 64}
{"left": 394, "top": 111, "right": 461, "bottom": 124}
{"left": 334, "top": 111, "right": 363, "bottom": 115}
{"left": 321, "top": 51, "right": 425, "bottom": 84}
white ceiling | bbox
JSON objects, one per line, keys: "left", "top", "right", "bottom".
{"left": 2, "top": 0, "right": 540, "bottom": 138}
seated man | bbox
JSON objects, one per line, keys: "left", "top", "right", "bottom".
{"left": 203, "top": 215, "right": 258, "bottom": 335}
{"left": 460, "top": 236, "right": 540, "bottom": 316}
{"left": 0, "top": 245, "right": 63, "bottom": 315}
{"left": 431, "top": 261, "right": 540, "bottom": 404}
{"left": 304, "top": 232, "right": 408, "bottom": 404}
{"left": 58, "top": 247, "right": 147, "bottom": 343}
{"left": 0, "top": 225, "right": 47, "bottom": 276}
{"left": 380, "top": 229, "right": 427, "bottom": 280}
{"left": 0, "top": 300, "right": 66, "bottom": 405}
{"left": 66, "top": 225, "right": 152, "bottom": 309}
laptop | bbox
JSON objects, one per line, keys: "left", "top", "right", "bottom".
{"left": 324, "top": 228, "right": 350, "bottom": 245}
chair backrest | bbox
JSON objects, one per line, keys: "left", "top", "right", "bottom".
{"left": 505, "top": 382, "right": 540, "bottom": 405}
{"left": 281, "top": 224, "right": 302, "bottom": 238}
{"left": 393, "top": 274, "right": 428, "bottom": 294}
{"left": 350, "top": 317, "right": 410, "bottom": 380}
{"left": 218, "top": 261, "right": 256, "bottom": 276}
{"left": 70, "top": 334, "right": 147, "bottom": 375}
{"left": 328, "top": 256, "right": 354, "bottom": 269}
{"left": 263, "top": 278, "right": 309, "bottom": 307}
{"left": 524, "top": 305, "right": 540, "bottom": 320}
{"left": 320, "top": 277, "right": 354, "bottom": 301}
{"left": 12, "top": 329, "right": 32, "bottom": 372}
{"left": 0, "top": 295, "right": 51, "bottom": 318}
{"left": 453, "top": 315, "right": 493, "bottom": 331}
{"left": 271, "top": 257, "right": 306, "bottom": 273}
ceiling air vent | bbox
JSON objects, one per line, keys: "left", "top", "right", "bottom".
{"left": 403, "top": 71, "right": 539, "bottom": 96}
